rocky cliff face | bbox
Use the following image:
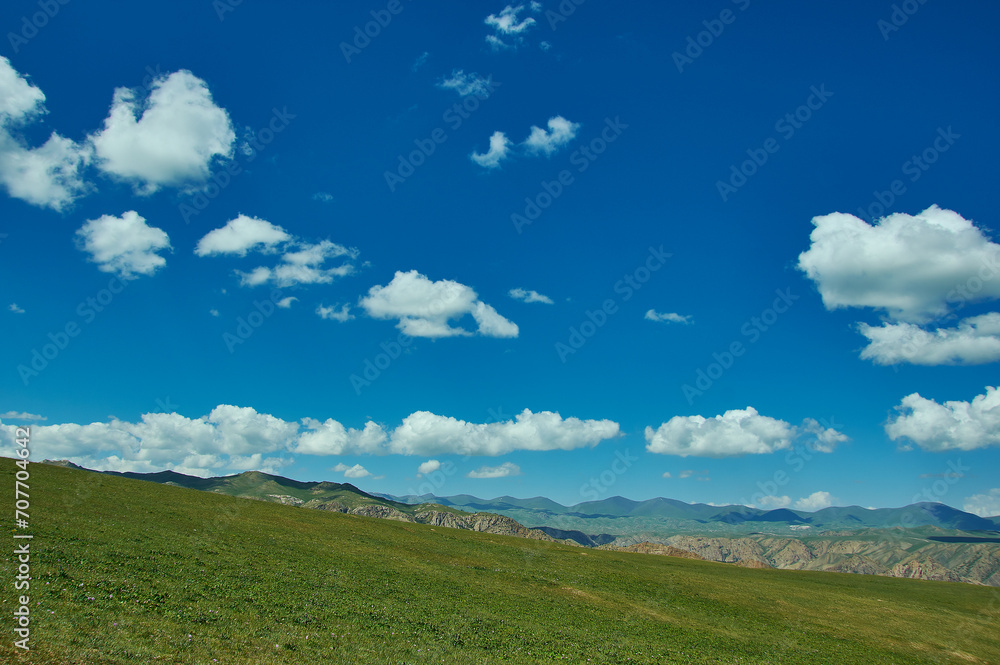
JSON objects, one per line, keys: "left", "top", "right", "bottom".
{"left": 648, "top": 534, "right": 1000, "bottom": 586}
{"left": 413, "top": 509, "right": 557, "bottom": 541}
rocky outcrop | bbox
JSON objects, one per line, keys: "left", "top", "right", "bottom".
{"left": 414, "top": 510, "right": 556, "bottom": 541}
{"left": 601, "top": 542, "right": 706, "bottom": 560}
{"left": 266, "top": 494, "right": 304, "bottom": 506}
{"left": 350, "top": 504, "right": 413, "bottom": 522}
{"left": 646, "top": 534, "right": 1000, "bottom": 585}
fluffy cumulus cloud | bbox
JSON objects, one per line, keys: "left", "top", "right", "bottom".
{"left": 522, "top": 116, "right": 580, "bottom": 156}
{"left": 886, "top": 387, "right": 1000, "bottom": 452}
{"left": 470, "top": 131, "right": 511, "bottom": 169}
{"left": 196, "top": 216, "right": 358, "bottom": 288}
{"left": 360, "top": 270, "right": 518, "bottom": 338}
{"left": 963, "top": 489, "right": 1000, "bottom": 518}
{"left": 645, "top": 408, "right": 846, "bottom": 458}
{"left": 467, "top": 462, "right": 521, "bottom": 479}
{"left": 246, "top": 240, "right": 358, "bottom": 288}
{"left": 509, "top": 288, "right": 553, "bottom": 304}
{"left": 755, "top": 495, "right": 792, "bottom": 510}
{"left": 194, "top": 215, "right": 291, "bottom": 257}
{"left": 388, "top": 409, "right": 618, "bottom": 456}
{"left": 75, "top": 211, "right": 171, "bottom": 279}
{"left": 417, "top": 459, "right": 441, "bottom": 476}
{"left": 89, "top": 69, "right": 235, "bottom": 194}
{"left": 333, "top": 463, "right": 373, "bottom": 479}
{"left": 0, "top": 57, "right": 90, "bottom": 210}
{"left": 793, "top": 491, "right": 836, "bottom": 512}
{"left": 798, "top": 206, "right": 1000, "bottom": 324}
{"left": 0, "top": 406, "right": 621, "bottom": 475}
{"left": 858, "top": 314, "right": 1000, "bottom": 366}
{"left": 645, "top": 310, "right": 692, "bottom": 324}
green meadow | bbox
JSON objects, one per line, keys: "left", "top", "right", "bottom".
{"left": 2, "top": 459, "right": 997, "bottom": 664}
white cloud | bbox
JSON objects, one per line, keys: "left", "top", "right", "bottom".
{"left": 485, "top": 5, "right": 536, "bottom": 35}
{"left": 438, "top": 70, "right": 494, "bottom": 98}
{"left": 333, "top": 462, "right": 373, "bottom": 479}
{"left": 793, "top": 491, "right": 835, "bottom": 512}
{"left": 359, "top": 270, "right": 518, "bottom": 338}
{"left": 0, "top": 57, "right": 89, "bottom": 211}
{"left": 661, "top": 471, "right": 672, "bottom": 479}
{"left": 645, "top": 310, "right": 691, "bottom": 324}
{"left": 858, "top": 313, "right": 1000, "bottom": 366}
{"left": 195, "top": 215, "right": 291, "bottom": 257}
{"left": 886, "top": 387, "right": 1000, "bottom": 452}
{"left": 9, "top": 303, "right": 24, "bottom": 314}
{"left": 209, "top": 309, "right": 219, "bottom": 317}
{"left": 242, "top": 240, "right": 357, "bottom": 288}
{"left": 411, "top": 51, "right": 429, "bottom": 72}
{"left": 678, "top": 470, "right": 694, "bottom": 479}
{"left": 0, "top": 56, "right": 44, "bottom": 120}
{"left": 530, "top": 1, "right": 543, "bottom": 12}
{"left": 467, "top": 461, "right": 521, "bottom": 479}
{"left": 797, "top": 206, "right": 1000, "bottom": 324}
{"left": 276, "top": 297, "right": 297, "bottom": 309}
{"left": 522, "top": 116, "right": 580, "bottom": 156}
{"left": 471, "top": 131, "right": 511, "bottom": 169}
{"left": 509, "top": 288, "right": 553, "bottom": 304}
{"left": 417, "top": 459, "right": 441, "bottom": 476}
{"left": 755, "top": 495, "right": 792, "bottom": 510}
{"left": 89, "top": 69, "right": 235, "bottom": 194}
{"left": 0, "top": 411, "right": 46, "bottom": 421}
{"left": 75, "top": 211, "right": 171, "bottom": 279}
{"left": 0, "top": 406, "right": 619, "bottom": 476}
{"left": 963, "top": 489, "right": 1000, "bottom": 518}
{"left": 312, "top": 191, "right": 334, "bottom": 203}
{"left": 294, "top": 419, "right": 388, "bottom": 456}
{"left": 645, "top": 407, "right": 845, "bottom": 458}
{"left": 317, "top": 303, "right": 353, "bottom": 322}
{"left": 388, "top": 409, "right": 618, "bottom": 456}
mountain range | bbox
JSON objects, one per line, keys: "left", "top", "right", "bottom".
{"left": 45, "top": 461, "right": 1000, "bottom": 585}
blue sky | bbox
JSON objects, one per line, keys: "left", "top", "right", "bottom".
{"left": 1, "top": 0, "right": 999, "bottom": 515}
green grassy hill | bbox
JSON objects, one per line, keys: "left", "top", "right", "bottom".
{"left": 3, "top": 459, "right": 998, "bottom": 664}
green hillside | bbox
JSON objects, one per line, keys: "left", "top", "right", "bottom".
{"left": 2, "top": 459, "right": 998, "bottom": 664}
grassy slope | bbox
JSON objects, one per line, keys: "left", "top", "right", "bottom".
{"left": 2, "top": 459, "right": 998, "bottom": 665}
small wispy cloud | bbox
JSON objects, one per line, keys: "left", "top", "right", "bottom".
{"left": 470, "top": 131, "right": 512, "bottom": 169}
{"left": 0, "top": 411, "right": 47, "bottom": 421}
{"left": 509, "top": 288, "right": 553, "bottom": 304}
{"left": 467, "top": 461, "right": 522, "bottom": 479}
{"left": 312, "top": 192, "right": 334, "bottom": 203}
{"left": 316, "top": 303, "right": 354, "bottom": 322}
{"left": 9, "top": 303, "right": 25, "bottom": 314}
{"left": 645, "top": 310, "right": 692, "bottom": 324}
{"left": 411, "top": 51, "right": 429, "bottom": 72}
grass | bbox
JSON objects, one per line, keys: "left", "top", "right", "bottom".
{"left": 2, "top": 458, "right": 998, "bottom": 664}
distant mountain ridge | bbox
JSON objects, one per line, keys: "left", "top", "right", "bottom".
{"left": 385, "top": 491, "right": 1000, "bottom": 533}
